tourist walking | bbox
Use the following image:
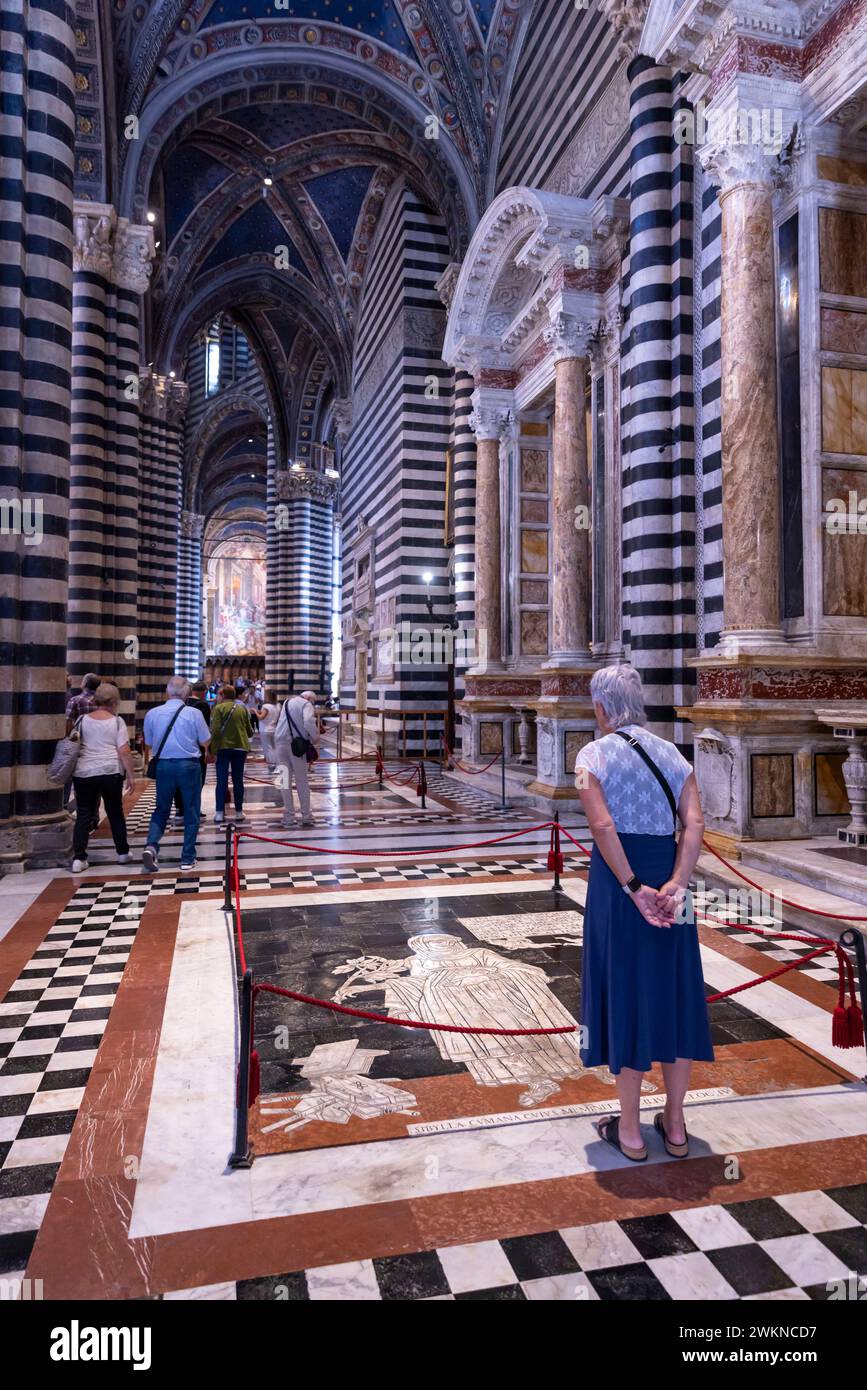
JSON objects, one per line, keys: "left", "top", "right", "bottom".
{"left": 274, "top": 690, "right": 320, "bottom": 828}
{"left": 211, "top": 684, "right": 253, "bottom": 824}
{"left": 574, "top": 664, "right": 711, "bottom": 1163}
{"left": 257, "top": 688, "right": 279, "bottom": 770}
{"left": 64, "top": 672, "right": 101, "bottom": 810}
{"left": 70, "top": 683, "right": 135, "bottom": 873}
{"left": 142, "top": 677, "right": 211, "bottom": 873}
{"left": 172, "top": 681, "right": 212, "bottom": 825}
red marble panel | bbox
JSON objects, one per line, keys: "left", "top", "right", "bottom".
{"left": 697, "top": 665, "right": 867, "bottom": 701}
{"left": 540, "top": 672, "right": 592, "bottom": 698}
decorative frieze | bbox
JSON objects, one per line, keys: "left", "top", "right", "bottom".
{"left": 697, "top": 137, "right": 780, "bottom": 193}
{"left": 180, "top": 509, "right": 205, "bottom": 540}
{"left": 543, "top": 312, "right": 595, "bottom": 363}
{"left": 72, "top": 202, "right": 115, "bottom": 277}
{"left": 598, "top": 0, "right": 651, "bottom": 61}
{"left": 139, "top": 372, "right": 189, "bottom": 424}
{"left": 274, "top": 467, "right": 340, "bottom": 504}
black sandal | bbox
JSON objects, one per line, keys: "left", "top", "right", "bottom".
{"left": 654, "top": 1110, "right": 689, "bottom": 1157}
{"left": 595, "top": 1115, "right": 647, "bottom": 1162}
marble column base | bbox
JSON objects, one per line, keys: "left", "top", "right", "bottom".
{"left": 0, "top": 813, "right": 72, "bottom": 872}
{"left": 715, "top": 628, "right": 787, "bottom": 658}
{"left": 525, "top": 704, "right": 596, "bottom": 802}
{"left": 541, "top": 650, "right": 593, "bottom": 670}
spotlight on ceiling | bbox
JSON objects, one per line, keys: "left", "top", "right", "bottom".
{"left": 169, "top": 370, "right": 175, "bottom": 378}
{"left": 263, "top": 176, "right": 273, "bottom": 187}
{"left": 146, "top": 211, "right": 156, "bottom": 224}
{"left": 422, "top": 571, "right": 433, "bottom": 586}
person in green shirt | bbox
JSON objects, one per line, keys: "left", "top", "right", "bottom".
{"left": 211, "top": 684, "right": 253, "bottom": 824}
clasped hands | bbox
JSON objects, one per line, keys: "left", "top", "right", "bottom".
{"left": 630, "top": 879, "right": 687, "bottom": 929}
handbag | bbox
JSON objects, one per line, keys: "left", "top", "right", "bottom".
{"left": 47, "top": 716, "right": 84, "bottom": 785}
{"left": 145, "top": 704, "right": 185, "bottom": 779}
{"left": 614, "top": 731, "right": 679, "bottom": 832}
{"left": 283, "top": 701, "right": 312, "bottom": 759}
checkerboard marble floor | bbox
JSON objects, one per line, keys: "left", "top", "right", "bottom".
{"left": 155, "top": 1186, "right": 867, "bottom": 1301}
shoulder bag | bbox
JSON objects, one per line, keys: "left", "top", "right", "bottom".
{"left": 145, "top": 704, "right": 186, "bottom": 780}
{"left": 614, "top": 731, "right": 679, "bottom": 833}
{"left": 282, "top": 701, "right": 316, "bottom": 761}
{"left": 47, "top": 716, "right": 85, "bottom": 786}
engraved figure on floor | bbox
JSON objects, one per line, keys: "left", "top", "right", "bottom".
{"left": 259, "top": 1039, "right": 419, "bottom": 1134}
{"left": 332, "top": 933, "right": 606, "bottom": 1107}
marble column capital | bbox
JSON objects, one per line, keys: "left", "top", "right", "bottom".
{"left": 139, "top": 372, "right": 189, "bottom": 424}
{"left": 436, "top": 261, "right": 462, "bottom": 311}
{"left": 598, "top": 0, "right": 650, "bottom": 62}
{"left": 697, "top": 139, "right": 779, "bottom": 196}
{"left": 180, "top": 509, "right": 205, "bottom": 540}
{"left": 469, "top": 388, "right": 514, "bottom": 441}
{"left": 543, "top": 311, "right": 596, "bottom": 363}
{"left": 113, "top": 219, "right": 156, "bottom": 293}
{"left": 331, "top": 397, "right": 353, "bottom": 445}
{"left": 275, "top": 467, "right": 339, "bottom": 504}
{"left": 72, "top": 201, "right": 116, "bottom": 277}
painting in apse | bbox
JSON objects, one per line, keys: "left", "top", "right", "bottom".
{"left": 207, "top": 546, "right": 267, "bottom": 655}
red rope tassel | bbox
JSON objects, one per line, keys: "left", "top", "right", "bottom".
{"left": 249, "top": 1049, "right": 261, "bottom": 1106}
{"left": 546, "top": 822, "right": 564, "bottom": 874}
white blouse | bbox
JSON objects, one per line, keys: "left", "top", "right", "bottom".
{"left": 76, "top": 714, "right": 130, "bottom": 778}
{"left": 574, "top": 724, "right": 692, "bottom": 836}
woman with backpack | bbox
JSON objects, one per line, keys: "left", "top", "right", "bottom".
{"left": 273, "top": 690, "right": 320, "bottom": 829}
{"left": 70, "top": 683, "right": 136, "bottom": 872}
{"left": 210, "top": 684, "right": 253, "bottom": 825}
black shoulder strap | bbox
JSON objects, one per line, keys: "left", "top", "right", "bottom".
{"left": 153, "top": 703, "right": 185, "bottom": 760}
{"left": 615, "top": 731, "right": 678, "bottom": 831}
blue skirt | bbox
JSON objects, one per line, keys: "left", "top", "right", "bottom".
{"left": 580, "top": 833, "right": 714, "bottom": 1075}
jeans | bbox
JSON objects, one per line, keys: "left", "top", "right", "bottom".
{"left": 274, "top": 741, "right": 311, "bottom": 820}
{"left": 147, "top": 759, "right": 202, "bottom": 862}
{"left": 173, "top": 757, "right": 207, "bottom": 817}
{"left": 72, "top": 774, "right": 128, "bottom": 858}
{"left": 215, "top": 749, "right": 247, "bottom": 814}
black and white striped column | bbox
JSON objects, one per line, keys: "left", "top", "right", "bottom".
{"left": 68, "top": 206, "right": 153, "bottom": 720}
{"left": 176, "top": 509, "right": 204, "bottom": 680}
{"left": 137, "top": 374, "right": 189, "bottom": 715}
{"left": 0, "top": 0, "right": 76, "bottom": 868}
{"left": 620, "top": 55, "right": 684, "bottom": 739}
{"left": 268, "top": 469, "right": 337, "bottom": 697}
{"left": 451, "top": 368, "right": 477, "bottom": 750}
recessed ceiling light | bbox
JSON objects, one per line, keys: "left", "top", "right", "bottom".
{"left": 263, "top": 176, "right": 273, "bottom": 187}
{"left": 146, "top": 211, "right": 156, "bottom": 223}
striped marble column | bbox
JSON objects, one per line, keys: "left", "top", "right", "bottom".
{"left": 0, "top": 0, "right": 76, "bottom": 868}
{"left": 620, "top": 54, "right": 679, "bottom": 734}
{"left": 268, "top": 469, "right": 337, "bottom": 697}
{"left": 176, "top": 510, "right": 205, "bottom": 680}
{"left": 68, "top": 205, "right": 153, "bottom": 719}
{"left": 137, "top": 374, "right": 189, "bottom": 715}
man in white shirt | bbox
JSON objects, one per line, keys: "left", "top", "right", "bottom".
{"left": 273, "top": 690, "right": 320, "bottom": 828}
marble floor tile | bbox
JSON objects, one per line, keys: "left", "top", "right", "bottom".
{"left": 522, "top": 1272, "right": 600, "bottom": 1300}
{"left": 436, "top": 1239, "right": 517, "bottom": 1293}
{"left": 649, "top": 1251, "right": 740, "bottom": 1301}
{"left": 671, "top": 1204, "right": 757, "bottom": 1251}
{"left": 774, "top": 1190, "right": 860, "bottom": 1233}
{"left": 306, "top": 1259, "right": 381, "bottom": 1300}
{"left": 163, "top": 1282, "right": 238, "bottom": 1300}
{"left": 560, "top": 1220, "right": 643, "bottom": 1270}
{"left": 761, "top": 1233, "right": 851, "bottom": 1287}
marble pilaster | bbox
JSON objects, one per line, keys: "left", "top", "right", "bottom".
{"left": 468, "top": 393, "right": 511, "bottom": 672}
{"left": 698, "top": 142, "right": 783, "bottom": 654}
{"left": 542, "top": 313, "right": 594, "bottom": 667}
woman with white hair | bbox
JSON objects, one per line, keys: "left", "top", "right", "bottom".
{"left": 273, "top": 690, "right": 320, "bottom": 828}
{"left": 574, "top": 663, "right": 712, "bottom": 1163}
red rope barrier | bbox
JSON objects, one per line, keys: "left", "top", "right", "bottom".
{"left": 233, "top": 821, "right": 557, "bottom": 858}
{"left": 441, "top": 737, "right": 501, "bottom": 775}
{"left": 701, "top": 838, "right": 867, "bottom": 922}
{"left": 254, "top": 981, "right": 577, "bottom": 1035}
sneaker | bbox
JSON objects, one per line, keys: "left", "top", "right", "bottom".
{"left": 301, "top": 817, "right": 315, "bottom": 827}
{"left": 281, "top": 818, "right": 297, "bottom": 829}
{"left": 234, "top": 813, "right": 247, "bottom": 824}
{"left": 214, "top": 812, "right": 224, "bottom": 824}
{"left": 71, "top": 858, "right": 89, "bottom": 873}
{"left": 117, "top": 853, "right": 131, "bottom": 864}
{"left": 142, "top": 845, "right": 158, "bottom": 873}
{"left": 179, "top": 859, "right": 196, "bottom": 872}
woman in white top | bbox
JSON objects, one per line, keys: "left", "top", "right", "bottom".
{"left": 71, "top": 682, "right": 135, "bottom": 873}
{"left": 574, "top": 664, "right": 712, "bottom": 1164}
{"left": 257, "top": 688, "right": 279, "bottom": 771}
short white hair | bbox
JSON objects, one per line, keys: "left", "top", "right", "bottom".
{"left": 300, "top": 689, "right": 317, "bottom": 704}
{"left": 590, "top": 664, "right": 646, "bottom": 729}
{"left": 166, "top": 676, "right": 190, "bottom": 699}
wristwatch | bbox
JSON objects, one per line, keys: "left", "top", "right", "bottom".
{"left": 622, "top": 874, "right": 642, "bottom": 895}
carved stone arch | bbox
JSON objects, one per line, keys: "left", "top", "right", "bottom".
{"left": 441, "top": 185, "right": 599, "bottom": 371}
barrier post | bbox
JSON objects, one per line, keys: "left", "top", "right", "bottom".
{"left": 841, "top": 928, "right": 867, "bottom": 1070}
{"left": 229, "top": 968, "right": 255, "bottom": 1169}
{"left": 418, "top": 759, "right": 427, "bottom": 809}
{"left": 500, "top": 741, "right": 507, "bottom": 808}
{"left": 550, "top": 810, "right": 563, "bottom": 894}
{"left": 222, "top": 822, "right": 236, "bottom": 912}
